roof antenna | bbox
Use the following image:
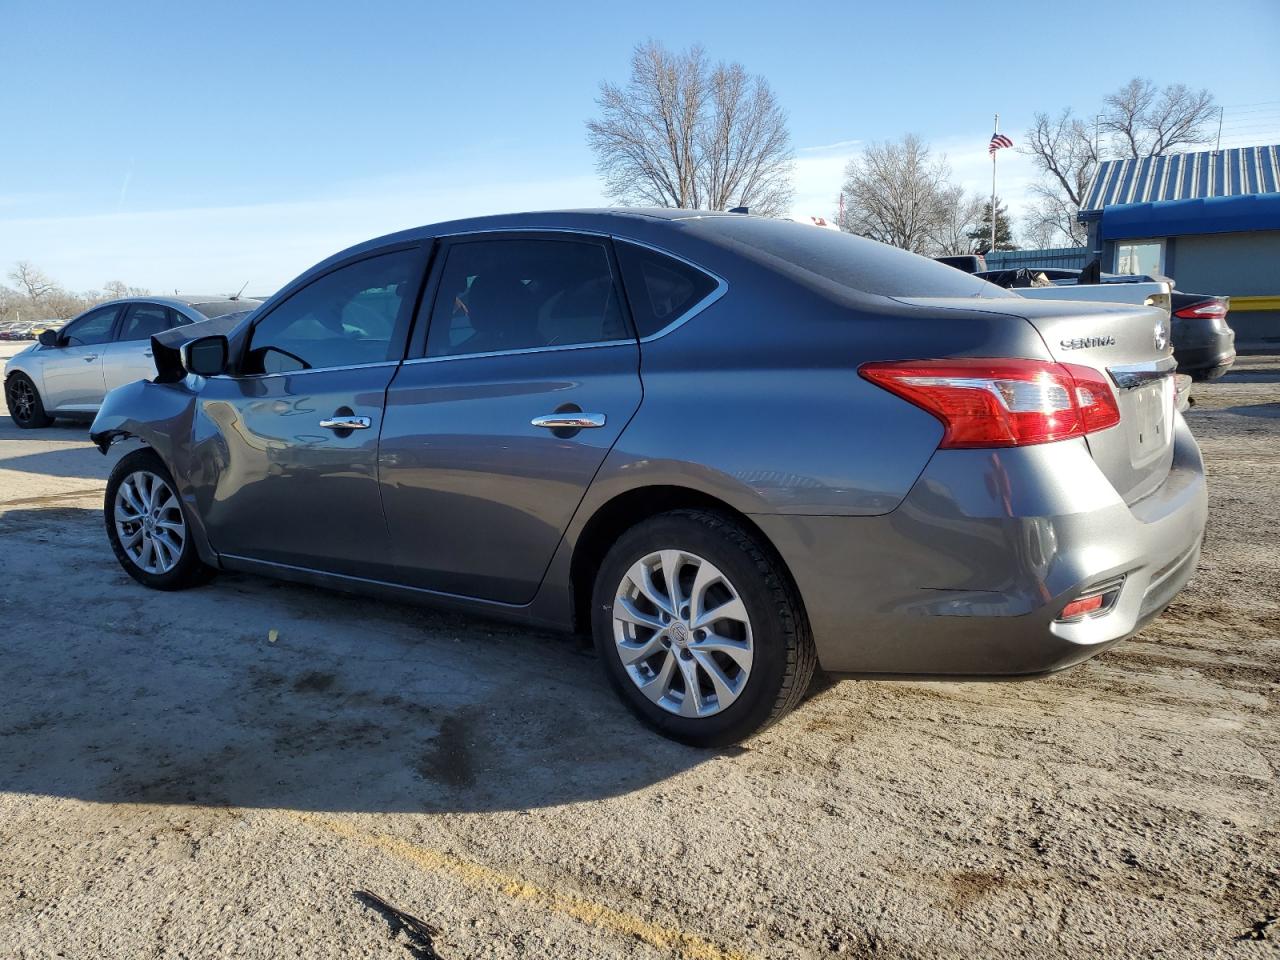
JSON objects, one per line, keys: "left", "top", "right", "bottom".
{"left": 230, "top": 280, "right": 249, "bottom": 301}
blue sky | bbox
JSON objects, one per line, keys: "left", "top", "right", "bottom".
{"left": 4, "top": 0, "right": 1279, "bottom": 295}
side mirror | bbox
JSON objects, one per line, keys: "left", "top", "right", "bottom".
{"left": 38, "top": 330, "right": 61, "bottom": 347}
{"left": 180, "top": 335, "right": 229, "bottom": 377}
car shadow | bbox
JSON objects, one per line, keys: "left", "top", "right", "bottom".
{"left": 1225, "top": 403, "right": 1280, "bottom": 419}
{"left": 0, "top": 505, "right": 729, "bottom": 814}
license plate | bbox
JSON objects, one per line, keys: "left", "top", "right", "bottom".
{"left": 1129, "top": 378, "right": 1172, "bottom": 464}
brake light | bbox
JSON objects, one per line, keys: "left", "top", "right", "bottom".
{"left": 1174, "top": 299, "right": 1228, "bottom": 319}
{"left": 859, "top": 358, "right": 1122, "bottom": 449}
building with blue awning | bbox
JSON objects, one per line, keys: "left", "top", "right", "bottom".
{"left": 1078, "top": 145, "right": 1280, "bottom": 347}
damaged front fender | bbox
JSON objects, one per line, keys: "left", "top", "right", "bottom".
{"left": 89, "top": 379, "right": 222, "bottom": 568}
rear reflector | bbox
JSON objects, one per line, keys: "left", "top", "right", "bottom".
{"left": 1059, "top": 594, "right": 1105, "bottom": 620}
{"left": 859, "top": 358, "right": 1122, "bottom": 448}
{"left": 1174, "top": 299, "right": 1229, "bottom": 319}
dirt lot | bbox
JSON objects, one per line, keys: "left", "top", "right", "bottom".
{"left": 0, "top": 344, "right": 1276, "bottom": 959}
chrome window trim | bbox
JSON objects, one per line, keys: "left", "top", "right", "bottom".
{"left": 613, "top": 238, "right": 729, "bottom": 343}
{"left": 210, "top": 360, "right": 400, "bottom": 381}
{"left": 403, "top": 338, "right": 631, "bottom": 366}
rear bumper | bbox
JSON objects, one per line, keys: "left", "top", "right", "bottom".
{"left": 1174, "top": 324, "right": 1236, "bottom": 375}
{"left": 753, "top": 415, "right": 1208, "bottom": 676}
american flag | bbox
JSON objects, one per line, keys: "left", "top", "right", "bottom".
{"left": 989, "top": 132, "right": 1013, "bottom": 156}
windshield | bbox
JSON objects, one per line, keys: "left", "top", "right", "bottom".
{"left": 691, "top": 217, "right": 1013, "bottom": 300}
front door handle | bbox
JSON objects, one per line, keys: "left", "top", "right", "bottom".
{"left": 83, "top": 355, "right": 98, "bottom": 362}
{"left": 531, "top": 413, "right": 606, "bottom": 429}
{"left": 319, "top": 415, "right": 372, "bottom": 430}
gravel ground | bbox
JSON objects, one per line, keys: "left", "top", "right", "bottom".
{"left": 0, "top": 344, "right": 1276, "bottom": 959}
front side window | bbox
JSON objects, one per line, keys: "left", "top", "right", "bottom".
{"left": 61, "top": 306, "right": 120, "bottom": 346}
{"left": 244, "top": 250, "right": 419, "bottom": 374}
{"left": 615, "top": 241, "right": 720, "bottom": 338}
{"left": 424, "top": 238, "right": 628, "bottom": 358}
{"left": 119, "top": 303, "right": 179, "bottom": 341}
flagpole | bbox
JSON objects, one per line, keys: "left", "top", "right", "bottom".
{"left": 991, "top": 113, "right": 998, "bottom": 255}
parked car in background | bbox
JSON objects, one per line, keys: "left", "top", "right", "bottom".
{"left": 4, "top": 296, "right": 261, "bottom": 427}
{"left": 88, "top": 210, "right": 1206, "bottom": 745}
{"left": 1167, "top": 293, "right": 1235, "bottom": 381}
{"left": 934, "top": 254, "right": 987, "bottom": 273}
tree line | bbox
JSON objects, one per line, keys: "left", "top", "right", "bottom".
{"left": 0, "top": 261, "right": 150, "bottom": 324}
{"left": 587, "top": 43, "right": 1218, "bottom": 253}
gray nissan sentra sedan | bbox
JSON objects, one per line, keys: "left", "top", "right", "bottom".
{"left": 88, "top": 209, "right": 1208, "bottom": 745}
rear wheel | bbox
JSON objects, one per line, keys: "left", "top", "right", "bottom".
{"left": 105, "top": 449, "right": 213, "bottom": 590}
{"left": 592, "top": 509, "right": 815, "bottom": 746}
{"left": 5, "top": 373, "right": 54, "bottom": 428}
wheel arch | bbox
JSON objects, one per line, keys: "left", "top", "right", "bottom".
{"left": 566, "top": 484, "right": 802, "bottom": 635}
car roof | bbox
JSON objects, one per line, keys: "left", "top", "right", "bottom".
{"left": 88, "top": 295, "right": 263, "bottom": 311}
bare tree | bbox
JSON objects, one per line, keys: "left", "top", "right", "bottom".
{"left": 587, "top": 41, "right": 794, "bottom": 216}
{"left": 8, "top": 261, "right": 57, "bottom": 305}
{"left": 839, "top": 135, "right": 952, "bottom": 254}
{"left": 102, "top": 280, "right": 151, "bottom": 300}
{"left": 931, "top": 186, "right": 986, "bottom": 256}
{"left": 1101, "top": 79, "right": 1217, "bottom": 158}
{"left": 1019, "top": 202, "right": 1070, "bottom": 249}
{"left": 1022, "top": 78, "right": 1217, "bottom": 244}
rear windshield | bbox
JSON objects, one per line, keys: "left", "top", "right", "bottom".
{"left": 191, "top": 299, "right": 262, "bottom": 319}
{"left": 690, "top": 217, "right": 1014, "bottom": 299}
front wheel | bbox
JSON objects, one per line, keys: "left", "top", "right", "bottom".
{"left": 105, "top": 449, "right": 213, "bottom": 590}
{"left": 6, "top": 373, "right": 54, "bottom": 428}
{"left": 592, "top": 509, "right": 816, "bottom": 746}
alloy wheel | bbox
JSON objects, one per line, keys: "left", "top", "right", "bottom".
{"left": 114, "top": 470, "right": 186, "bottom": 575}
{"left": 7, "top": 378, "right": 35, "bottom": 423}
{"left": 612, "top": 549, "right": 754, "bottom": 718}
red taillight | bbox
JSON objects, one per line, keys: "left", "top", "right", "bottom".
{"left": 1174, "top": 299, "right": 1228, "bottom": 319}
{"left": 859, "top": 358, "right": 1122, "bottom": 449}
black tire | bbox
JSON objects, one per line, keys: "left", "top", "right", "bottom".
{"left": 105, "top": 448, "right": 214, "bottom": 590}
{"left": 5, "top": 372, "right": 54, "bottom": 428}
{"left": 591, "top": 509, "right": 816, "bottom": 747}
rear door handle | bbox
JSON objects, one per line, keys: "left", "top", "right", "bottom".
{"left": 531, "top": 413, "right": 606, "bottom": 429}
{"left": 319, "top": 416, "right": 372, "bottom": 430}
{"left": 83, "top": 355, "right": 98, "bottom": 362}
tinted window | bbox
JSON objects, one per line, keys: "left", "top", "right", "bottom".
{"left": 425, "top": 238, "right": 627, "bottom": 358}
{"left": 119, "top": 303, "right": 180, "bottom": 341}
{"left": 62, "top": 306, "right": 120, "bottom": 346}
{"left": 245, "top": 250, "right": 418, "bottom": 374}
{"left": 615, "top": 242, "right": 720, "bottom": 338}
{"left": 690, "top": 217, "right": 1016, "bottom": 299}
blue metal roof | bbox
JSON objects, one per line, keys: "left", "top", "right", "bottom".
{"left": 1080, "top": 145, "right": 1280, "bottom": 214}
{"left": 1100, "top": 193, "right": 1280, "bottom": 240}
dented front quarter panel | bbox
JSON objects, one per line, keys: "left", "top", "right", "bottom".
{"left": 89, "top": 379, "right": 222, "bottom": 567}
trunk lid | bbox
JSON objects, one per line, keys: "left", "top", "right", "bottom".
{"left": 895, "top": 296, "right": 1176, "bottom": 504}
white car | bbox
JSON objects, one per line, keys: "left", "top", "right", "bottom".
{"left": 4, "top": 296, "right": 260, "bottom": 428}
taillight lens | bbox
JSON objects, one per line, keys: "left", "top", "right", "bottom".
{"left": 1174, "top": 299, "right": 1228, "bottom": 319}
{"left": 860, "top": 358, "right": 1122, "bottom": 449}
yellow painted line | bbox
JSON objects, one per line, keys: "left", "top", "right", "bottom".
{"left": 1228, "top": 295, "right": 1280, "bottom": 312}
{"left": 289, "top": 812, "right": 758, "bottom": 960}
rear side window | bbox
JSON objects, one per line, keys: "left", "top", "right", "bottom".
{"left": 614, "top": 242, "right": 720, "bottom": 338}
{"left": 192, "top": 300, "right": 259, "bottom": 319}
{"left": 119, "top": 303, "right": 180, "bottom": 341}
{"left": 424, "top": 238, "right": 628, "bottom": 358}
{"left": 689, "top": 217, "right": 1016, "bottom": 299}
{"left": 245, "top": 249, "right": 418, "bottom": 374}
